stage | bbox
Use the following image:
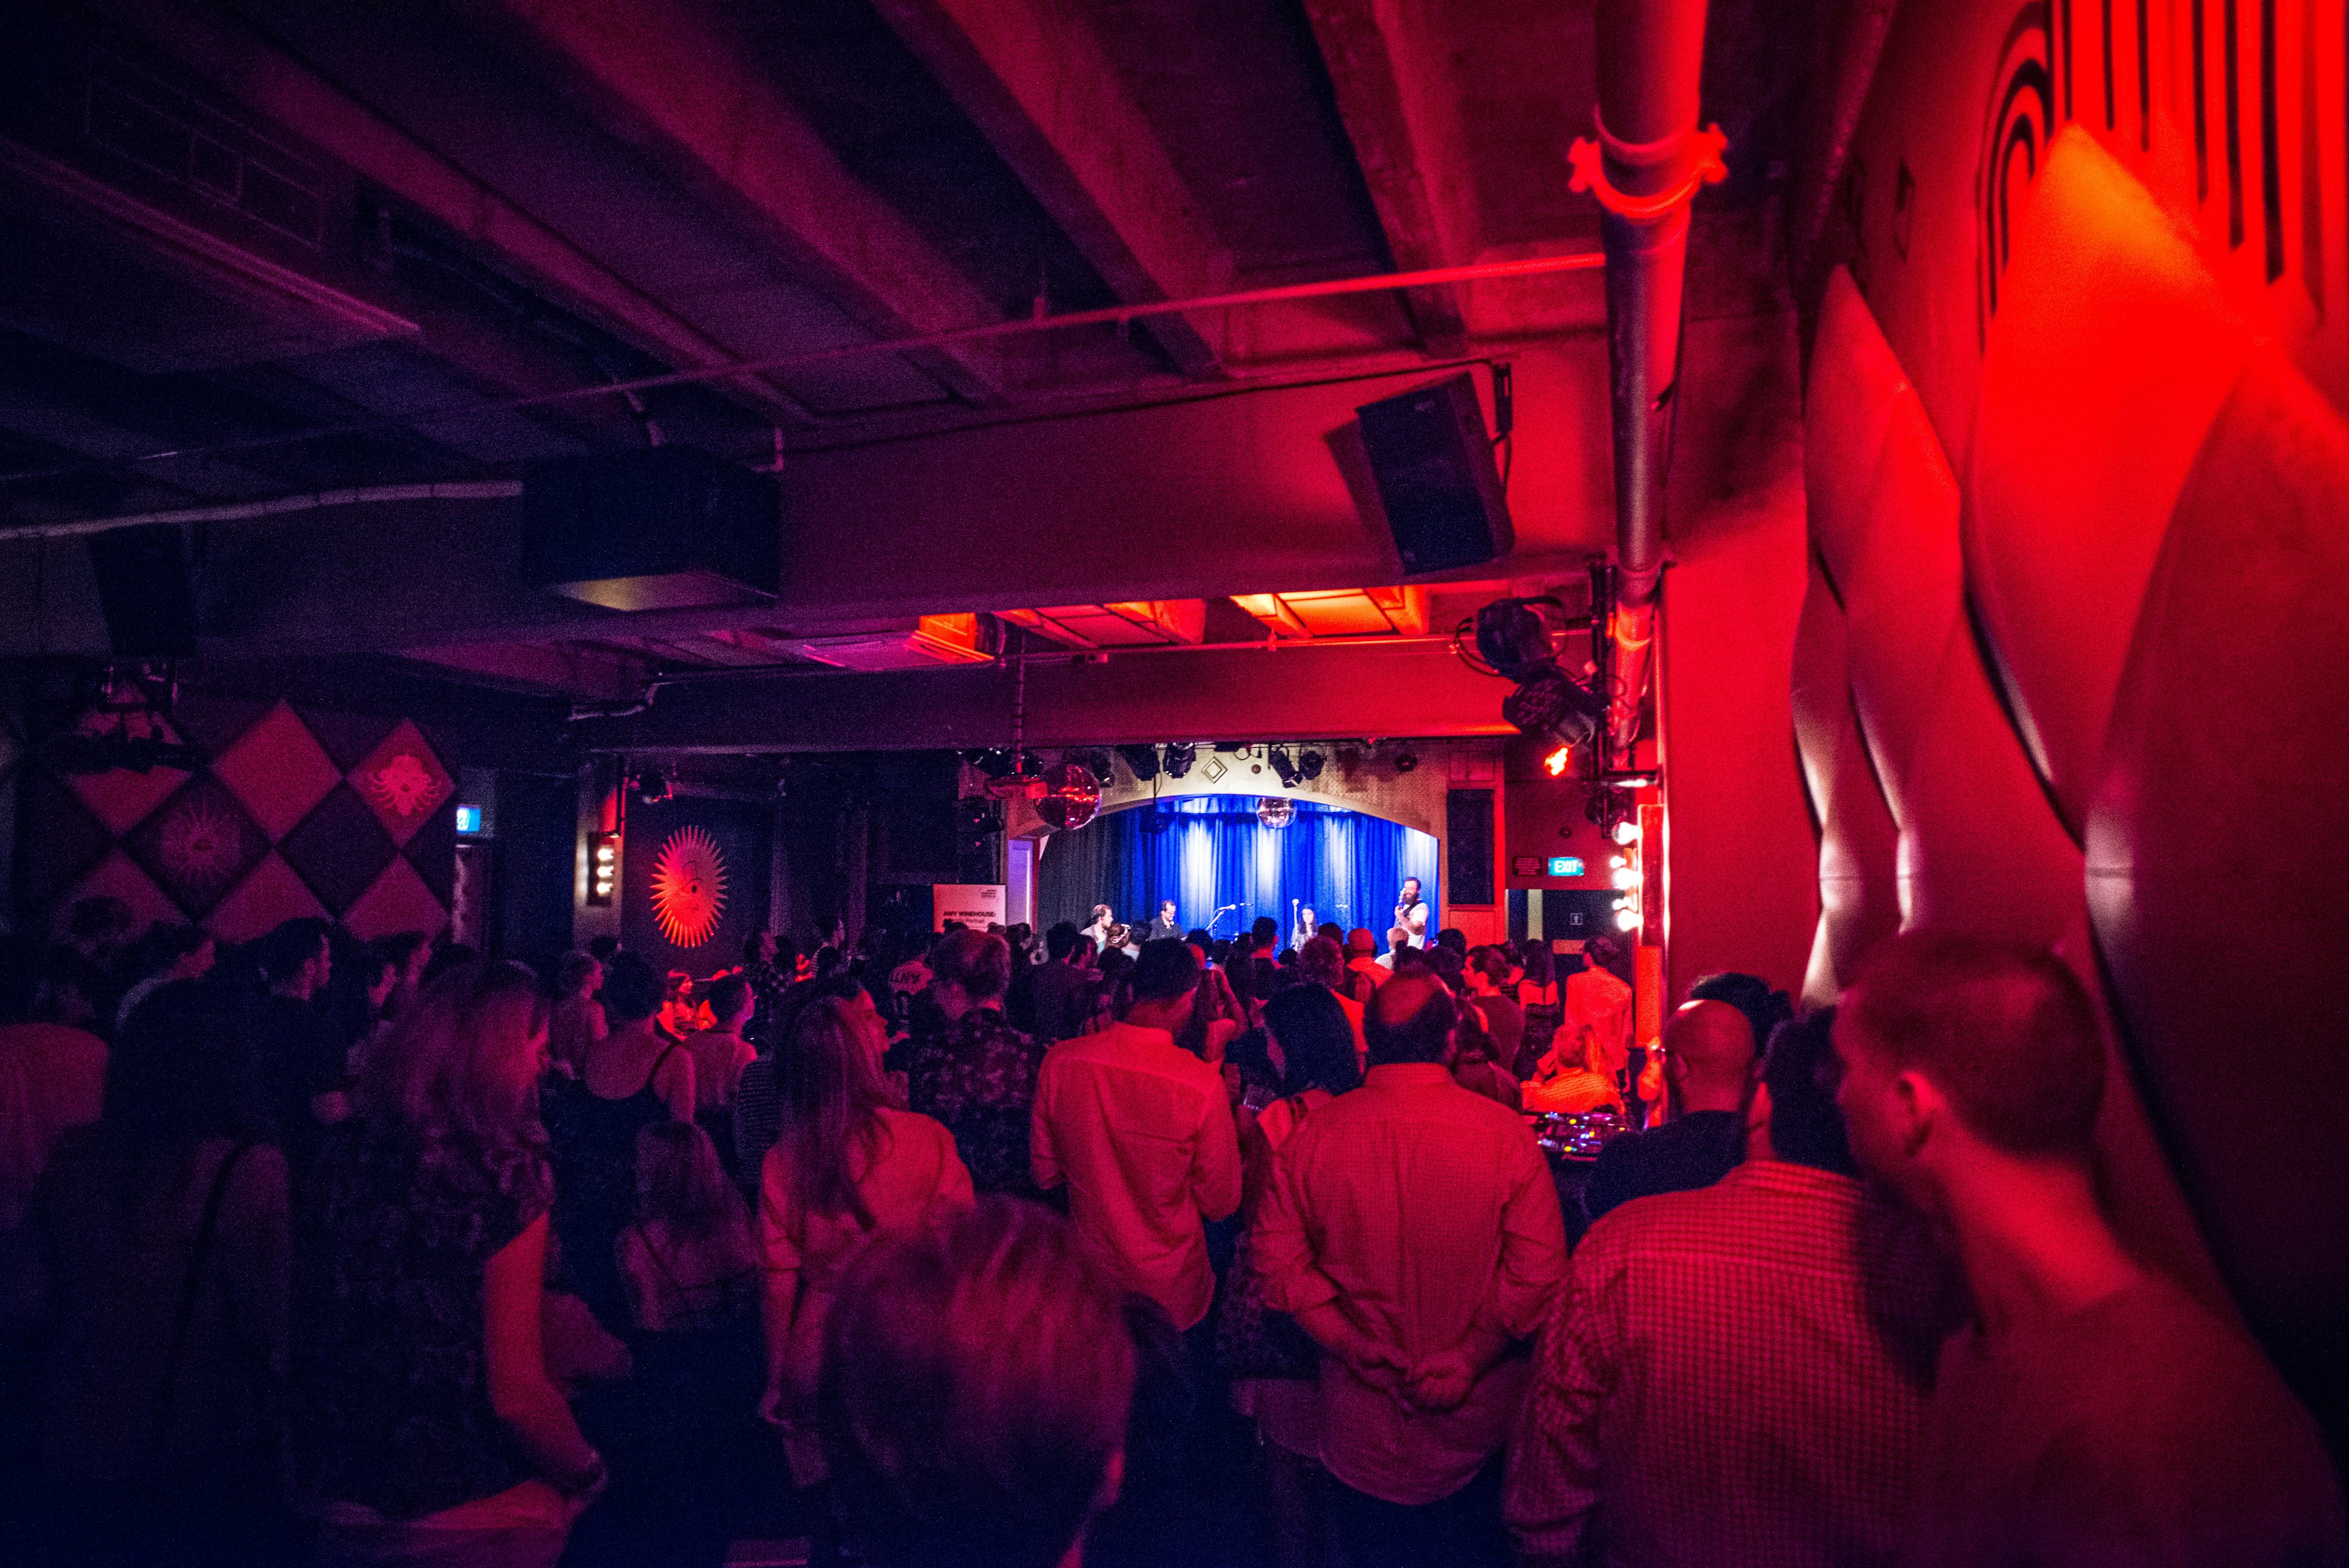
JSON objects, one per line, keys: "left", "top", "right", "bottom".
{"left": 1035, "top": 795, "right": 1439, "bottom": 950}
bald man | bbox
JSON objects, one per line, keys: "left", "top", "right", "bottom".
{"left": 1580, "top": 998, "right": 1756, "bottom": 1224}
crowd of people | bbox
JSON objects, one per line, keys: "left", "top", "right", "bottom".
{"left": 0, "top": 892, "right": 2341, "bottom": 1567}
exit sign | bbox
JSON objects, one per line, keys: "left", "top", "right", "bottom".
{"left": 1548, "top": 856, "right": 1584, "bottom": 877}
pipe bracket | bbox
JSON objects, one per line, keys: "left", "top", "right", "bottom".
{"left": 1567, "top": 124, "right": 1729, "bottom": 224}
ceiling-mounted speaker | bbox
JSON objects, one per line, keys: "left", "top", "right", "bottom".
{"left": 87, "top": 524, "right": 198, "bottom": 658}
{"left": 1354, "top": 373, "right": 1514, "bottom": 575}
{"left": 522, "top": 446, "right": 781, "bottom": 611}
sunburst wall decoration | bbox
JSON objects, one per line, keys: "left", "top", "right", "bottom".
{"left": 649, "top": 825, "right": 727, "bottom": 948}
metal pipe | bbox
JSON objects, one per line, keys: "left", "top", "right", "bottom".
{"left": 1583, "top": 0, "right": 1721, "bottom": 752}
{"left": 0, "top": 481, "right": 523, "bottom": 540}
{"left": 2, "top": 251, "right": 1603, "bottom": 486}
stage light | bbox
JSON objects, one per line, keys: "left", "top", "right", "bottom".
{"left": 1474, "top": 596, "right": 1584, "bottom": 680}
{"left": 1615, "top": 908, "right": 1641, "bottom": 931}
{"left": 1165, "top": 743, "right": 1197, "bottom": 778}
{"left": 1299, "top": 748, "right": 1326, "bottom": 780}
{"left": 1269, "top": 747, "right": 1300, "bottom": 787}
{"left": 1214, "top": 741, "right": 1247, "bottom": 752}
{"left": 1505, "top": 669, "right": 1605, "bottom": 751}
{"left": 629, "top": 769, "right": 674, "bottom": 806}
{"left": 1611, "top": 867, "right": 1637, "bottom": 888}
{"left": 1614, "top": 820, "right": 1639, "bottom": 845}
{"left": 587, "top": 833, "right": 620, "bottom": 905}
{"left": 1118, "top": 745, "right": 1161, "bottom": 781}
{"left": 1393, "top": 745, "right": 1418, "bottom": 773}
{"left": 1609, "top": 854, "right": 1626, "bottom": 869}
{"left": 1543, "top": 745, "right": 1572, "bottom": 776}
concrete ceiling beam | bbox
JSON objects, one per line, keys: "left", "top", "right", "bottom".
{"left": 457, "top": 0, "right": 1011, "bottom": 406}
{"left": 81, "top": 0, "right": 807, "bottom": 427}
{"left": 1301, "top": 0, "right": 1482, "bottom": 356}
{"left": 871, "top": 0, "right": 1236, "bottom": 379}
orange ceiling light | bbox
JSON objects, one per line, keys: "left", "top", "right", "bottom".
{"left": 760, "top": 613, "right": 994, "bottom": 670}
{"left": 998, "top": 601, "right": 1206, "bottom": 648}
{"left": 1231, "top": 586, "right": 1430, "bottom": 639}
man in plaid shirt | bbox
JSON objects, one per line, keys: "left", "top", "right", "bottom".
{"left": 1505, "top": 1008, "right": 1958, "bottom": 1567}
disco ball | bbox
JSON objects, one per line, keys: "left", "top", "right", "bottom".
{"left": 1036, "top": 762, "right": 1102, "bottom": 830}
{"left": 1256, "top": 796, "right": 1295, "bottom": 827}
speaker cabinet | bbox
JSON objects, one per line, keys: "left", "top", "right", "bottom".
{"left": 1356, "top": 373, "right": 1515, "bottom": 574}
{"left": 1446, "top": 787, "right": 1496, "bottom": 905}
{"left": 87, "top": 524, "right": 198, "bottom": 658}
{"left": 522, "top": 446, "right": 781, "bottom": 611}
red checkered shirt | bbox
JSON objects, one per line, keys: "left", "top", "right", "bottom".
{"left": 1504, "top": 1160, "right": 1957, "bottom": 1568}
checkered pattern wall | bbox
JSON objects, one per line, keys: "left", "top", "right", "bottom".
{"left": 9, "top": 694, "right": 458, "bottom": 945}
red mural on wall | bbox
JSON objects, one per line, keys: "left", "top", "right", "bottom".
{"left": 650, "top": 826, "right": 728, "bottom": 948}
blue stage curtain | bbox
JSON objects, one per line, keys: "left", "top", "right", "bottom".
{"left": 1035, "top": 798, "right": 1438, "bottom": 951}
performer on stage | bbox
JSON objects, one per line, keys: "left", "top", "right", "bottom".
{"left": 1291, "top": 904, "right": 1319, "bottom": 951}
{"left": 1143, "top": 899, "right": 1182, "bottom": 945}
{"left": 1080, "top": 904, "right": 1115, "bottom": 954}
{"left": 1393, "top": 877, "right": 1430, "bottom": 948}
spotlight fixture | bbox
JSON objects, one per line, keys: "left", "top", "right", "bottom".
{"left": 1297, "top": 748, "right": 1326, "bottom": 781}
{"left": 1543, "top": 745, "right": 1573, "bottom": 777}
{"left": 1214, "top": 741, "right": 1248, "bottom": 753}
{"left": 629, "top": 768, "right": 674, "bottom": 806}
{"left": 1473, "top": 596, "right": 1585, "bottom": 680}
{"left": 1164, "top": 743, "right": 1197, "bottom": 778}
{"left": 1118, "top": 744, "right": 1162, "bottom": 782}
{"left": 1504, "top": 668, "right": 1605, "bottom": 751}
{"left": 1268, "top": 747, "right": 1300, "bottom": 788}
{"left": 1392, "top": 744, "right": 1418, "bottom": 774}
{"left": 1072, "top": 748, "right": 1116, "bottom": 781}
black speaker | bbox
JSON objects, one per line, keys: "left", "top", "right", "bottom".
{"left": 1356, "top": 373, "right": 1514, "bottom": 574}
{"left": 1446, "top": 787, "right": 1496, "bottom": 906}
{"left": 87, "top": 524, "right": 198, "bottom": 658}
{"left": 521, "top": 445, "right": 781, "bottom": 611}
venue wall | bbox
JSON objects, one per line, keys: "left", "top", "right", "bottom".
{"left": 1806, "top": 0, "right": 2349, "bottom": 1449}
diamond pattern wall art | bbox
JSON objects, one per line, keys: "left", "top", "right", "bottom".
{"left": 16, "top": 697, "right": 459, "bottom": 943}
{"left": 125, "top": 775, "right": 269, "bottom": 919}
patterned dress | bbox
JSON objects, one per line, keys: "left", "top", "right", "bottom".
{"left": 299, "top": 1121, "right": 551, "bottom": 1521}
{"left": 902, "top": 1006, "right": 1046, "bottom": 1195}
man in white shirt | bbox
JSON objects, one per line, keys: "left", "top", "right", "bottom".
{"left": 1031, "top": 940, "right": 1241, "bottom": 1334}
{"left": 1258, "top": 973, "right": 1566, "bottom": 1568}
{"left": 1393, "top": 878, "right": 1430, "bottom": 948}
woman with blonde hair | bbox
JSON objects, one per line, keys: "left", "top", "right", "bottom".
{"left": 1522, "top": 1025, "right": 1626, "bottom": 1115}
{"left": 302, "top": 961, "right": 604, "bottom": 1568}
{"left": 759, "top": 996, "right": 972, "bottom": 1485}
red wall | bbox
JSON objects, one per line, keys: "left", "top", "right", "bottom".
{"left": 1808, "top": 0, "right": 2349, "bottom": 1446}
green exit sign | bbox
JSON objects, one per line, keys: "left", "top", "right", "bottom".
{"left": 1548, "top": 856, "right": 1584, "bottom": 877}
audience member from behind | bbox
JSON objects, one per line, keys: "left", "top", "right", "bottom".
{"left": 1222, "top": 984, "right": 1362, "bottom": 1568}
{"left": 544, "top": 952, "right": 694, "bottom": 1335}
{"left": 906, "top": 929, "right": 1047, "bottom": 1197}
{"left": 1507, "top": 1008, "right": 1958, "bottom": 1567}
{"left": 1461, "top": 948, "right": 1524, "bottom": 1081}
{"left": 0, "top": 935, "right": 108, "bottom": 1241}
{"left": 302, "top": 962, "right": 605, "bottom": 1567}
{"left": 1296, "top": 934, "right": 1367, "bottom": 1066}
{"left": 1562, "top": 937, "right": 1634, "bottom": 1084}
{"left": 546, "top": 949, "right": 606, "bottom": 1079}
{"left": 760, "top": 995, "right": 973, "bottom": 1485}
{"left": 614, "top": 1121, "right": 764, "bottom": 1562}
{"left": 25, "top": 980, "right": 292, "bottom": 1565}
{"left": 1512, "top": 945, "right": 1564, "bottom": 1077}
{"left": 113, "top": 923, "right": 215, "bottom": 1034}
{"left": 1581, "top": 998, "right": 1755, "bottom": 1224}
{"left": 1255, "top": 972, "right": 1567, "bottom": 1568}
{"left": 820, "top": 1198, "right": 1135, "bottom": 1568}
{"left": 1029, "top": 921, "right": 1100, "bottom": 1043}
{"left": 1449, "top": 995, "right": 1523, "bottom": 1112}
{"left": 683, "top": 974, "right": 757, "bottom": 1118}
{"left": 1686, "top": 971, "right": 1794, "bottom": 1083}
{"left": 1031, "top": 940, "right": 1241, "bottom": 1337}
{"left": 1836, "top": 934, "right": 2347, "bottom": 1568}
{"left": 51, "top": 896, "right": 134, "bottom": 1037}
{"left": 251, "top": 918, "right": 346, "bottom": 1151}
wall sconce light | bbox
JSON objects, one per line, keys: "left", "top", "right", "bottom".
{"left": 588, "top": 833, "right": 620, "bottom": 905}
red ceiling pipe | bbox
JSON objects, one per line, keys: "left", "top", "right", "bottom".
{"left": 1577, "top": 0, "right": 1725, "bottom": 752}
